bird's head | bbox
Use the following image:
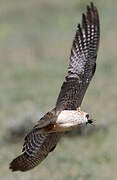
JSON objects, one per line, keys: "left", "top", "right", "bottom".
{"left": 85, "top": 113, "right": 94, "bottom": 125}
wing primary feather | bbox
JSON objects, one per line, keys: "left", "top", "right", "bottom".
{"left": 56, "top": 2, "right": 100, "bottom": 110}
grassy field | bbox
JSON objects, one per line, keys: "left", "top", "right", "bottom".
{"left": 0, "top": 0, "right": 117, "bottom": 179}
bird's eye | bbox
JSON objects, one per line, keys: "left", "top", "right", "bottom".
{"left": 86, "top": 114, "right": 89, "bottom": 119}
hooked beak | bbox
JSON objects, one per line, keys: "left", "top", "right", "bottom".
{"left": 86, "top": 119, "right": 93, "bottom": 125}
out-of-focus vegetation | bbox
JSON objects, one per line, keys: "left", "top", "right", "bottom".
{"left": 0, "top": 0, "right": 117, "bottom": 179}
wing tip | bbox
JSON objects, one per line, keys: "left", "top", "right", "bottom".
{"left": 9, "top": 154, "right": 28, "bottom": 172}
{"left": 76, "top": 2, "right": 99, "bottom": 44}
{"left": 9, "top": 158, "right": 20, "bottom": 172}
{"left": 90, "top": 2, "right": 94, "bottom": 9}
{"left": 83, "top": 2, "right": 99, "bottom": 30}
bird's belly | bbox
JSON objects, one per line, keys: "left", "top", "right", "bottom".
{"left": 55, "top": 110, "right": 88, "bottom": 131}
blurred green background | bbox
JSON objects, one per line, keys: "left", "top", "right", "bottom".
{"left": 0, "top": 0, "right": 117, "bottom": 179}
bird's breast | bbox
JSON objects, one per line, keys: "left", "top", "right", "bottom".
{"left": 55, "top": 110, "right": 88, "bottom": 131}
{"left": 40, "top": 110, "right": 88, "bottom": 133}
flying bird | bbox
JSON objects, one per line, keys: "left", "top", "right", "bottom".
{"left": 10, "top": 2, "right": 100, "bottom": 172}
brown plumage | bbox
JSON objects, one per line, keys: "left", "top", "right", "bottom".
{"left": 56, "top": 2, "right": 100, "bottom": 110}
{"left": 10, "top": 133, "right": 62, "bottom": 171}
{"left": 9, "top": 2, "right": 100, "bottom": 172}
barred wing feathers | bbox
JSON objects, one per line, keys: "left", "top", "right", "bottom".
{"left": 10, "top": 132, "right": 62, "bottom": 171}
{"left": 22, "top": 131, "right": 48, "bottom": 156}
{"left": 56, "top": 2, "right": 100, "bottom": 111}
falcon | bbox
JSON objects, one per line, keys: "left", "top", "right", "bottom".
{"left": 9, "top": 2, "right": 100, "bottom": 172}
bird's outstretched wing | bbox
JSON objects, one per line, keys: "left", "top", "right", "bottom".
{"left": 56, "top": 2, "right": 100, "bottom": 111}
{"left": 10, "top": 132, "right": 62, "bottom": 171}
